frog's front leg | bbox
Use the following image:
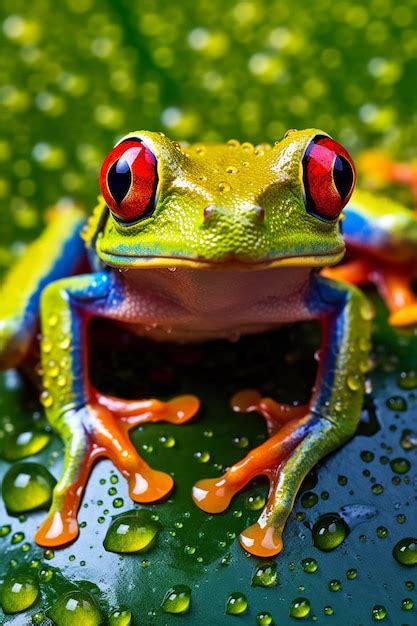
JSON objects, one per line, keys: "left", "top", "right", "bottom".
{"left": 193, "top": 276, "right": 372, "bottom": 557}
{"left": 35, "top": 272, "right": 199, "bottom": 548}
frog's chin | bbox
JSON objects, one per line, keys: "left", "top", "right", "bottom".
{"left": 97, "top": 248, "right": 345, "bottom": 271}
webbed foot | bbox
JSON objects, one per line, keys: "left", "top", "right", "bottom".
{"left": 193, "top": 392, "right": 340, "bottom": 557}
{"left": 36, "top": 394, "right": 199, "bottom": 548}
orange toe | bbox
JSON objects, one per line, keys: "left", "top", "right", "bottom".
{"left": 35, "top": 511, "right": 79, "bottom": 548}
{"left": 389, "top": 305, "right": 417, "bottom": 327}
{"left": 163, "top": 395, "right": 200, "bottom": 424}
{"left": 239, "top": 521, "right": 283, "bottom": 557}
{"left": 128, "top": 469, "right": 173, "bottom": 503}
{"left": 192, "top": 478, "right": 234, "bottom": 513}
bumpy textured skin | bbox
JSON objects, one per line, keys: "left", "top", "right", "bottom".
{"left": 0, "top": 129, "right": 373, "bottom": 556}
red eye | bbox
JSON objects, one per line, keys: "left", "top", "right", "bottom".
{"left": 302, "top": 135, "right": 356, "bottom": 221}
{"left": 99, "top": 138, "right": 158, "bottom": 223}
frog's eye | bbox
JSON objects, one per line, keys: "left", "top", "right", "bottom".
{"left": 99, "top": 138, "right": 158, "bottom": 223}
{"left": 302, "top": 135, "right": 355, "bottom": 221}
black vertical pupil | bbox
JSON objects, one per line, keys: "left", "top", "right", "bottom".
{"left": 107, "top": 156, "right": 132, "bottom": 204}
{"left": 333, "top": 154, "right": 353, "bottom": 201}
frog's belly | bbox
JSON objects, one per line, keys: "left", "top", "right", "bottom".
{"left": 107, "top": 265, "right": 315, "bottom": 343}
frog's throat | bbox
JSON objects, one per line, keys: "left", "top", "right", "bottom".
{"left": 98, "top": 248, "right": 345, "bottom": 271}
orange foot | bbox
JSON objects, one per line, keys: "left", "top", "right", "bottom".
{"left": 193, "top": 390, "right": 316, "bottom": 558}
{"left": 324, "top": 259, "right": 417, "bottom": 327}
{"left": 35, "top": 394, "right": 199, "bottom": 548}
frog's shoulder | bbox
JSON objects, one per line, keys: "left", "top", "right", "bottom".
{"left": 81, "top": 196, "right": 109, "bottom": 251}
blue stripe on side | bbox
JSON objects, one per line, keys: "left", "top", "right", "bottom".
{"left": 305, "top": 274, "right": 349, "bottom": 415}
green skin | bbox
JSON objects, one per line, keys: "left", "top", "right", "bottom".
{"left": 0, "top": 128, "right": 373, "bottom": 557}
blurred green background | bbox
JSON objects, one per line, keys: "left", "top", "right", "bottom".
{"left": 2, "top": 1, "right": 417, "bottom": 625}
{"left": 1, "top": 0, "right": 417, "bottom": 252}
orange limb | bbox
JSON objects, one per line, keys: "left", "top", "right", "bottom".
{"left": 321, "top": 259, "right": 373, "bottom": 285}
{"left": 35, "top": 394, "right": 199, "bottom": 548}
{"left": 324, "top": 257, "right": 417, "bottom": 327}
{"left": 373, "top": 268, "right": 417, "bottom": 326}
{"left": 231, "top": 389, "right": 308, "bottom": 435}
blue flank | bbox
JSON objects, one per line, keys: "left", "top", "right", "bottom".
{"left": 342, "top": 205, "right": 388, "bottom": 249}
{"left": 306, "top": 275, "right": 349, "bottom": 416}
{"left": 24, "top": 218, "right": 87, "bottom": 329}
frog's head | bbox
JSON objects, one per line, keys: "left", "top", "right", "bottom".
{"left": 92, "top": 129, "right": 355, "bottom": 270}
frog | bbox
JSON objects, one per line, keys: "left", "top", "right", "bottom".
{"left": 323, "top": 163, "right": 417, "bottom": 327}
{"left": 0, "top": 129, "right": 373, "bottom": 558}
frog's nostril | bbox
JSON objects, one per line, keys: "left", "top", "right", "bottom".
{"left": 253, "top": 205, "right": 265, "bottom": 223}
{"left": 203, "top": 205, "right": 216, "bottom": 222}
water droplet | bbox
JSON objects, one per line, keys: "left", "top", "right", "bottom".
{"left": 347, "top": 374, "right": 361, "bottom": 391}
{"left": 390, "top": 457, "right": 410, "bottom": 474}
{"left": 360, "top": 450, "right": 374, "bottom": 462}
{"left": 48, "top": 590, "right": 102, "bottom": 625}
{"left": 256, "top": 611, "right": 273, "bottom": 625}
{"left": 323, "top": 606, "right": 334, "bottom": 616}
{"left": 103, "top": 511, "right": 161, "bottom": 554}
{"left": 312, "top": 513, "right": 349, "bottom": 551}
{"left": 386, "top": 395, "right": 407, "bottom": 412}
{"left": 39, "top": 567, "right": 53, "bottom": 583}
{"left": 401, "top": 598, "right": 413, "bottom": 611}
{"left": 159, "top": 435, "right": 176, "bottom": 448}
{"left": 301, "top": 558, "right": 318, "bottom": 573}
{"left": 40, "top": 390, "right": 53, "bottom": 407}
{"left": 226, "top": 592, "right": 248, "bottom": 615}
{"left": 372, "top": 605, "right": 387, "bottom": 621}
{"left": 393, "top": 538, "right": 417, "bottom": 566}
{"left": 194, "top": 450, "right": 210, "bottom": 463}
{"left": 161, "top": 585, "right": 191, "bottom": 614}
{"left": 0, "top": 524, "right": 11, "bottom": 537}
{"left": 400, "top": 429, "right": 417, "bottom": 450}
{"left": 398, "top": 371, "right": 417, "bottom": 389}
{"left": 109, "top": 606, "right": 132, "bottom": 625}
{"left": 0, "top": 430, "right": 51, "bottom": 461}
{"left": 1, "top": 573, "right": 39, "bottom": 614}
{"left": 232, "top": 436, "right": 249, "bottom": 448}
{"left": 346, "top": 568, "right": 357, "bottom": 580}
{"left": 251, "top": 561, "right": 277, "bottom": 587}
{"left": 372, "top": 483, "right": 384, "bottom": 495}
{"left": 301, "top": 491, "right": 318, "bottom": 508}
{"left": 245, "top": 493, "right": 266, "bottom": 511}
{"left": 2, "top": 462, "right": 56, "bottom": 513}
{"left": 113, "top": 497, "right": 124, "bottom": 508}
{"left": 289, "top": 598, "right": 310, "bottom": 619}
{"left": 328, "top": 579, "right": 341, "bottom": 592}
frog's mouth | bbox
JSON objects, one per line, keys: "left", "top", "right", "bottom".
{"left": 98, "top": 248, "right": 345, "bottom": 271}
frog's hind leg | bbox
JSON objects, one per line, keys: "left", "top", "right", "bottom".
{"left": 321, "top": 259, "right": 372, "bottom": 286}
{"left": 374, "top": 267, "right": 417, "bottom": 327}
{"left": 0, "top": 207, "right": 86, "bottom": 369}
